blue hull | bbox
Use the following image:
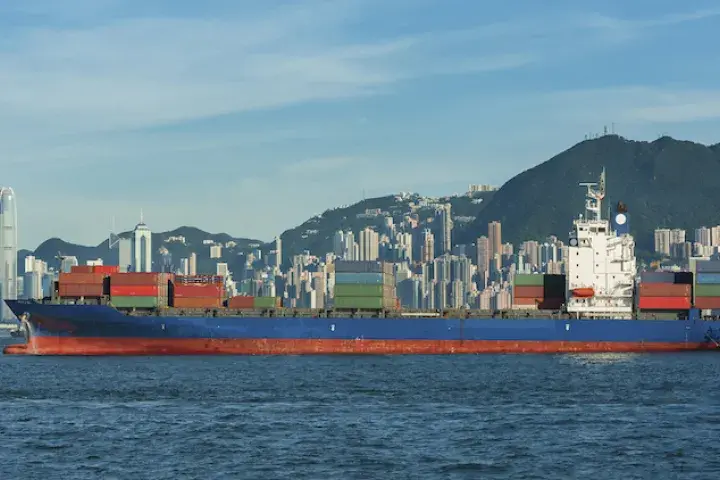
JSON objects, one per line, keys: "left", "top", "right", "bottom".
{"left": 3, "top": 301, "right": 720, "bottom": 355}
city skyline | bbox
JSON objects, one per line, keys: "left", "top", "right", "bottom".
{"left": 3, "top": 1, "right": 720, "bottom": 248}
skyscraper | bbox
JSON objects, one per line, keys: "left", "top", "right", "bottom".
{"left": 435, "top": 203, "right": 452, "bottom": 254}
{"left": 0, "top": 187, "right": 17, "bottom": 322}
{"left": 488, "top": 221, "right": 502, "bottom": 271}
{"left": 274, "top": 236, "right": 282, "bottom": 269}
{"left": 358, "top": 227, "right": 380, "bottom": 261}
{"left": 133, "top": 217, "right": 152, "bottom": 272}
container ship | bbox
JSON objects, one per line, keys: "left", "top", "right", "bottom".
{"left": 4, "top": 170, "right": 720, "bottom": 356}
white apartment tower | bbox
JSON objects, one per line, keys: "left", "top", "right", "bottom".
{"left": 133, "top": 214, "right": 152, "bottom": 272}
{"left": 0, "top": 187, "right": 17, "bottom": 322}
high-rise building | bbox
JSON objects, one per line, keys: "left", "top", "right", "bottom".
{"left": 0, "top": 187, "right": 18, "bottom": 321}
{"left": 358, "top": 227, "right": 380, "bottom": 261}
{"left": 189, "top": 252, "right": 197, "bottom": 275}
{"left": 695, "top": 227, "right": 711, "bottom": 247}
{"left": 118, "top": 238, "right": 132, "bottom": 272}
{"left": 210, "top": 245, "right": 222, "bottom": 259}
{"left": 654, "top": 229, "right": 671, "bottom": 255}
{"left": 488, "top": 221, "right": 502, "bottom": 271}
{"left": 435, "top": 203, "right": 453, "bottom": 254}
{"left": 421, "top": 229, "right": 435, "bottom": 263}
{"left": 274, "top": 236, "right": 282, "bottom": 269}
{"left": 133, "top": 217, "right": 152, "bottom": 272}
{"left": 60, "top": 256, "right": 78, "bottom": 273}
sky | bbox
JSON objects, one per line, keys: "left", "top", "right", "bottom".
{"left": 2, "top": 0, "right": 720, "bottom": 249}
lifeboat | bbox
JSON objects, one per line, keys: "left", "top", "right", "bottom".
{"left": 571, "top": 287, "right": 595, "bottom": 298}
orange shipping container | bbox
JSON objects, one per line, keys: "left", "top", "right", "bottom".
{"left": 59, "top": 283, "right": 104, "bottom": 297}
{"left": 70, "top": 265, "right": 95, "bottom": 274}
{"left": 173, "top": 284, "right": 224, "bottom": 298}
{"left": 59, "top": 272, "right": 106, "bottom": 285}
{"left": 638, "top": 296, "right": 691, "bottom": 310}
{"left": 693, "top": 297, "right": 720, "bottom": 309}
{"left": 638, "top": 283, "right": 691, "bottom": 297}
{"left": 110, "top": 272, "right": 172, "bottom": 286}
{"left": 173, "top": 297, "right": 223, "bottom": 309}
{"left": 93, "top": 265, "right": 120, "bottom": 274}
{"left": 110, "top": 285, "right": 162, "bottom": 297}
{"left": 227, "top": 296, "right": 255, "bottom": 309}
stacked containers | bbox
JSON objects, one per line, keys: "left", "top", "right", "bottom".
{"left": 109, "top": 272, "right": 173, "bottom": 309}
{"left": 253, "top": 296, "right": 281, "bottom": 309}
{"left": 58, "top": 271, "right": 108, "bottom": 298}
{"left": 333, "top": 261, "right": 396, "bottom": 309}
{"left": 227, "top": 295, "right": 255, "bottom": 309}
{"left": 171, "top": 275, "right": 226, "bottom": 309}
{"left": 637, "top": 271, "right": 692, "bottom": 310}
{"left": 512, "top": 274, "right": 565, "bottom": 310}
{"left": 693, "top": 260, "right": 720, "bottom": 309}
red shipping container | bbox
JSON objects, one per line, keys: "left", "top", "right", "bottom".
{"left": 638, "top": 283, "right": 691, "bottom": 297}
{"left": 227, "top": 296, "right": 255, "bottom": 309}
{"left": 638, "top": 296, "right": 691, "bottom": 310}
{"left": 59, "top": 283, "right": 104, "bottom": 297}
{"left": 59, "top": 272, "right": 106, "bottom": 284}
{"left": 70, "top": 265, "right": 95, "bottom": 274}
{"left": 693, "top": 297, "right": 720, "bottom": 309}
{"left": 513, "top": 286, "right": 544, "bottom": 298}
{"left": 110, "top": 285, "right": 161, "bottom": 297}
{"left": 92, "top": 265, "right": 120, "bottom": 274}
{"left": 173, "top": 284, "right": 224, "bottom": 298}
{"left": 173, "top": 297, "right": 222, "bottom": 309}
{"left": 110, "top": 272, "right": 171, "bottom": 286}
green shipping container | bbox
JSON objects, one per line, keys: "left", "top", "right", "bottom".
{"left": 693, "top": 284, "right": 720, "bottom": 297}
{"left": 334, "top": 296, "right": 395, "bottom": 309}
{"left": 253, "top": 296, "right": 279, "bottom": 308}
{"left": 334, "top": 284, "right": 394, "bottom": 297}
{"left": 110, "top": 295, "right": 161, "bottom": 309}
{"left": 513, "top": 274, "right": 544, "bottom": 287}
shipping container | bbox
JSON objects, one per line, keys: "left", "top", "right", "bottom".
{"left": 638, "top": 296, "right": 691, "bottom": 310}
{"left": 513, "top": 274, "right": 544, "bottom": 287}
{"left": 542, "top": 274, "right": 566, "bottom": 290}
{"left": 110, "top": 285, "right": 161, "bottom": 297}
{"left": 173, "top": 283, "right": 224, "bottom": 298}
{"left": 695, "top": 260, "right": 720, "bottom": 273}
{"left": 693, "top": 297, "right": 720, "bottom": 309}
{"left": 58, "top": 283, "right": 104, "bottom": 297}
{"left": 512, "top": 297, "right": 542, "bottom": 306}
{"left": 227, "top": 296, "right": 255, "bottom": 309}
{"left": 334, "top": 296, "right": 394, "bottom": 309}
{"left": 70, "top": 265, "right": 95, "bottom": 274}
{"left": 693, "top": 284, "right": 720, "bottom": 297}
{"left": 172, "top": 297, "right": 223, "bottom": 309}
{"left": 110, "top": 296, "right": 161, "bottom": 309}
{"left": 638, "top": 283, "right": 691, "bottom": 297}
{"left": 334, "top": 272, "right": 394, "bottom": 285}
{"left": 253, "top": 296, "right": 281, "bottom": 309}
{"left": 334, "top": 284, "right": 395, "bottom": 297}
{"left": 673, "top": 272, "right": 694, "bottom": 284}
{"left": 694, "top": 273, "right": 720, "bottom": 284}
{"left": 639, "top": 271, "right": 676, "bottom": 284}
{"left": 110, "top": 272, "right": 172, "bottom": 286}
{"left": 538, "top": 298, "right": 564, "bottom": 310}
{"left": 175, "top": 275, "right": 224, "bottom": 284}
{"left": 512, "top": 285, "right": 544, "bottom": 298}
{"left": 334, "top": 260, "right": 394, "bottom": 275}
{"left": 59, "top": 272, "right": 106, "bottom": 285}
{"left": 92, "top": 265, "right": 120, "bottom": 274}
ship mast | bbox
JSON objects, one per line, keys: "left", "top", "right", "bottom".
{"left": 579, "top": 167, "right": 605, "bottom": 222}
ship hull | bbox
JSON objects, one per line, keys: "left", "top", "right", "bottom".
{"left": 3, "top": 301, "right": 717, "bottom": 356}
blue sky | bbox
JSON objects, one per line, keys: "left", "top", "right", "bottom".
{"left": 2, "top": 0, "right": 720, "bottom": 249}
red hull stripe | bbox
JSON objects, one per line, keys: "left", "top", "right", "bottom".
{"left": 3, "top": 338, "right": 715, "bottom": 356}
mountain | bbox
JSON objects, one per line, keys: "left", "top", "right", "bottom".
{"left": 455, "top": 135, "right": 720, "bottom": 252}
{"left": 21, "top": 227, "right": 263, "bottom": 276}
{"left": 276, "top": 190, "right": 497, "bottom": 260}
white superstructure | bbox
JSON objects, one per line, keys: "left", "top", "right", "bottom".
{"left": 566, "top": 169, "right": 636, "bottom": 319}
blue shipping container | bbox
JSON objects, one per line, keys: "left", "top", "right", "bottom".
{"left": 694, "top": 273, "right": 720, "bottom": 284}
{"left": 640, "top": 272, "right": 675, "bottom": 284}
{"left": 335, "top": 272, "right": 391, "bottom": 285}
{"left": 696, "top": 261, "right": 720, "bottom": 273}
